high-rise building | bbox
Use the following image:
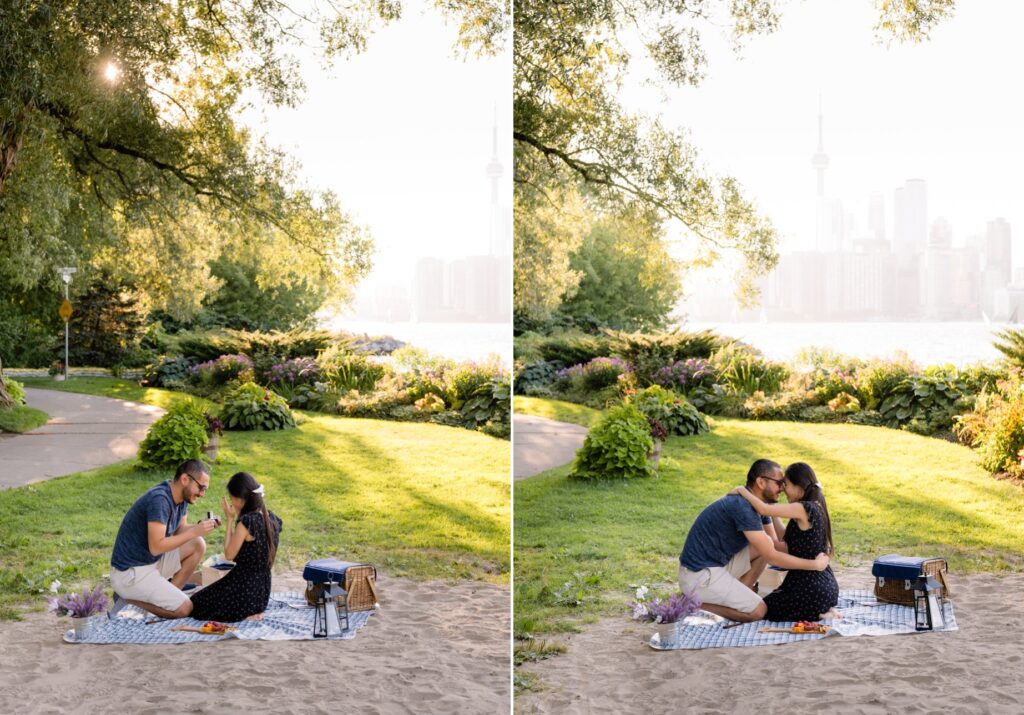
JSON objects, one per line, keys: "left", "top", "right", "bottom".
{"left": 868, "top": 192, "right": 886, "bottom": 242}
{"left": 413, "top": 257, "right": 446, "bottom": 321}
{"left": 981, "top": 217, "right": 1012, "bottom": 318}
{"left": 893, "top": 179, "right": 927, "bottom": 269}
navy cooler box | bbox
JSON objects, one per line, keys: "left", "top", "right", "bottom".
{"left": 872, "top": 554, "right": 949, "bottom": 605}
{"left": 303, "top": 558, "right": 379, "bottom": 611}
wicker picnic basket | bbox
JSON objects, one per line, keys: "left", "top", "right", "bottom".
{"left": 304, "top": 563, "right": 379, "bottom": 611}
{"left": 872, "top": 555, "right": 950, "bottom": 605}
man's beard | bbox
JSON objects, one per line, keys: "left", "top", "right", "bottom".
{"left": 762, "top": 491, "right": 779, "bottom": 504}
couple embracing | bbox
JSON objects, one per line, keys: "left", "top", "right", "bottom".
{"left": 678, "top": 459, "right": 838, "bottom": 623}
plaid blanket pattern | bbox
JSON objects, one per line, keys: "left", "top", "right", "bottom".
{"left": 67, "top": 591, "right": 373, "bottom": 645}
{"left": 649, "top": 589, "right": 958, "bottom": 650}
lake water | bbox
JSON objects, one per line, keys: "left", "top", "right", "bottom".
{"left": 683, "top": 322, "right": 1013, "bottom": 367}
{"left": 319, "top": 318, "right": 511, "bottom": 365}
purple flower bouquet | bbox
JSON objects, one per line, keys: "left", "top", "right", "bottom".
{"left": 47, "top": 585, "right": 108, "bottom": 619}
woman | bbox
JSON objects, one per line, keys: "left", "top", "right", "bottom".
{"left": 190, "top": 472, "right": 282, "bottom": 622}
{"left": 732, "top": 462, "right": 838, "bottom": 622}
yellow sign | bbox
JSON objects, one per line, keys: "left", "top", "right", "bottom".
{"left": 59, "top": 298, "right": 73, "bottom": 322}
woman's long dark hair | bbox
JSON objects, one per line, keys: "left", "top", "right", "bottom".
{"left": 784, "top": 462, "right": 834, "bottom": 555}
{"left": 227, "top": 471, "right": 278, "bottom": 568}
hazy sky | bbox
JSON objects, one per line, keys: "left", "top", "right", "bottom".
{"left": 244, "top": 2, "right": 511, "bottom": 306}
{"left": 622, "top": 0, "right": 1023, "bottom": 270}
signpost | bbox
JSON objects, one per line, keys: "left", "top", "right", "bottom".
{"left": 58, "top": 267, "right": 76, "bottom": 380}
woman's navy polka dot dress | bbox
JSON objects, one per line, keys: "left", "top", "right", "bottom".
{"left": 190, "top": 511, "right": 282, "bottom": 622}
{"left": 763, "top": 500, "right": 838, "bottom": 621}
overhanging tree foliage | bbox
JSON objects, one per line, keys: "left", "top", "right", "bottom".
{"left": 0, "top": 0, "right": 508, "bottom": 321}
{"left": 513, "top": 0, "right": 957, "bottom": 317}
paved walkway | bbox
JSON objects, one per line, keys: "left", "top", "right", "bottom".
{"left": 0, "top": 387, "right": 165, "bottom": 489}
{"left": 513, "top": 414, "right": 589, "bottom": 480}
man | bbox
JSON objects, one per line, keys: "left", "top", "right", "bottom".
{"left": 109, "top": 459, "right": 219, "bottom": 619}
{"left": 678, "top": 459, "right": 830, "bottom": 623}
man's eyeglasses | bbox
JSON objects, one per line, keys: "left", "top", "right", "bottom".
{"left": 187, "top": 474, "right": 209, "bottom": 493}
{"left": 761, "top": 476, "right": 786, "bottom": 488}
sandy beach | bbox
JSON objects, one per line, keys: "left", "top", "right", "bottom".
{"left": 516, "top": 567, "right": 1024, "bottom": 714}
{"left": 0, "top": 572, "right": 510, "bottom": 715}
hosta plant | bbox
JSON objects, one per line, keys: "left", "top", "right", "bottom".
{"left": 221, "top": 382, "right": 296, "bottom": 431}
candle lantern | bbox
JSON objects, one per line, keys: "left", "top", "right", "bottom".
{"left": 311, "top": 583, "right": 350, "bottom": 638}
{"left": 913, "top": 575, "right": 945, "bottom": 631}
{"left": 913, "top": 575, "right": 931, "bottom": 631}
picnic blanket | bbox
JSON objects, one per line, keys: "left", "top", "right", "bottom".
{"left": 65, "top": 591, "right": 373, "bottom": 645}
{"left": 649, "top": 589, "right": 958, "bottom": 650}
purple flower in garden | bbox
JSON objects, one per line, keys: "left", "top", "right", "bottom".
{"left": 263, "top": 357, "right": 321, "bottom": 386}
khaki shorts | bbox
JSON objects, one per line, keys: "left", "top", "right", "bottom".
{"left": 678, "top": 546, "right": 763, "bottom": 614}
{"left": 110, "top": 549, "right": 188, "bottom": 611}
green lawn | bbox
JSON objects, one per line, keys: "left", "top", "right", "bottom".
{"left": 0, "top": 405, "right": 49, "bottom": 433}
{"left": 514, "top": 396, "right": 600, "bottom": 427}
{"left": 19, "top": 376, "right": 216, "bottom": 411}
{"left": 0, "top": 382, "right": 509, "bottom": 619}
{"left": 514, "top": 416, "right": 1024, "bottom": 636}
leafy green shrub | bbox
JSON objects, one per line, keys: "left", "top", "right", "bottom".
{"left": 797, "top": 405, "right": 847, "bottom": 423}
{"left": 446, "top": 360, "right": 504, "bottom": 410}
{"left": 632, "top": 385, "right": 709, "bottom": 436}
{"left": 848, "top": 409, "right": 884, "bottom": 426}
{"left": 854, "top": 355, "right": 917, "bottom": 409}
{"left": 877, "top": 374, "right": 962, "bottom": 434}
{"left": 137, "top": 401, "right": 208, "bottom": 468}
{"left": 415, "top": 393, "right": 446, "bottom": 412}
{"left": 514, "top": 360, "right": 564, "bottom": 395}
{"left": 570, "top": 403, "right": 654, "bottom": 480}
{"left": 221, "top": 382, "right": 296, "bottom": 431}
{"left": 827, "top": 392, "right": 861, "bottom": 414}
{"left": 317, "top": 345, "right": 386, "bottom": 393}
{"left": 743, "top": 390, "right": 817, "bottom": 421}
{"left": 810, "top": 368, "right": 860, "bottom": 403}
{"left": 711, "top": 343, "right": 788, "bottom": 396}
{"left": 4, "top": 378, "right": 25, "bottom": 405}
{"left": 459, "top": 376, "right": 511, "bottom": 439}
{"left": 142, "top": 356, "right": 195, "bottom": 389}
{"left": 955, "top": 372, "right": 1024, "bottom": 476}
{"left": 947, "top": 363, "right": 1003, "bottom": 399}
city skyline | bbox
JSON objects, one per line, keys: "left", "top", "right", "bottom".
{"left": 685, "top": 101, "right": 1018, "bottom": 323}
{"left": 667, "top": 0, "right": 1023, "bottom": 322}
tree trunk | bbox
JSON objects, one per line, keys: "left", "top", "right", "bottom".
{"left": 0, "top": 121, "right": 25, "bottom": 195}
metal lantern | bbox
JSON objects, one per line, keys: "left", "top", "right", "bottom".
{"left": 311, "top": 583, "right": 350, "bottom": 638}
{"left": 913, "top": 574, "right": 945, "bottom": 631}
{"left": 912, "top": 575, "right": 931, "bottom": 631}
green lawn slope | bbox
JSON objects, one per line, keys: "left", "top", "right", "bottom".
{"left": 0, "top": 383, "right": 509, "bottom": 619}
{"left": 514, "top": 416, "right": 1024, "bottom": 635}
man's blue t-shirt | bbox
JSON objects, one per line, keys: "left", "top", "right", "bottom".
{"left": 111, "top": 481, "right": 188, "bottom": 570}
{"left": 679, "top": 494, "right": 770, "bottom": 570}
